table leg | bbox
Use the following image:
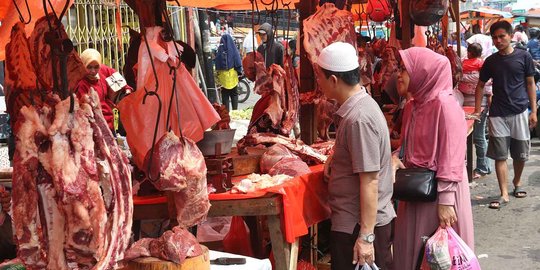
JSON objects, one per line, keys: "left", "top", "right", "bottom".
{"left": 268, "top": 214, "right": 290, "bottom": 270}
{"left": 288, "top": 239, "right": 300, "bottom": 270}
{"left": 467, "top": 133, "right": 474, "bottom": 182}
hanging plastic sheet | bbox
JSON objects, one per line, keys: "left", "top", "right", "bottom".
{"left": 118, "top": 26, "right": 220, "bottom": 169}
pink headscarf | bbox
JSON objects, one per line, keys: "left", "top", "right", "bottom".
{"left": 399, "top": 47, "right": 453, "bottom": 103}
{"left": 399, "top": 47, "right": 467, "bottom": 182}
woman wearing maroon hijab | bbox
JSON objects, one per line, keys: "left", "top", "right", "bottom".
{"left": 392, "top": 47, "right": 474, "bottom": 270}
{"left": 75, "top": 48, "right": 132, "bottom": 130}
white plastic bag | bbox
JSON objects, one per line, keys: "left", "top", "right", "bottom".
{"left": 196, "top": 217, "right": 233, "bottom": 242}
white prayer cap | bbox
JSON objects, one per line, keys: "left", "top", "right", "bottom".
{"left": 317, "top": 42, "right": 359, "bottom": 72}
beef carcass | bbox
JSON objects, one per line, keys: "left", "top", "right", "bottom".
{"left": 446, "top": 46, "right": 463, "bottom": 88}
{"left": 145, "top": 132, "right": 210, "bottom": 228}
{"left": 260, "top": 144, "right": 297, "bottom": 173}
{"left": 268, "top": 157, "right": 311, "bottom": 177}
{"left": 28, "top": 15, "right": 87, "bottom": 92}
{"left": 246, "top": 52, "right": 299, "bottom": 136}
{"left": 238, "top": 133, "right": 327, "bottom": 165}
{"left": 410, "top": 0, "right": 449, "bottom": 26}
{"left": 316, "top": 99, "right": 337, "bottom": 141}
{"left": 11, "top": 89, "right": 133, "bottom": 270}
{"left": 124, "top": 226, "right": 204, "bottom": 264}
{"left": 302, "top": 3, "right": 356, "bottom": 66}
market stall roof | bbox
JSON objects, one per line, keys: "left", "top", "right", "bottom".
{"left": 168, "top": 0, "right": 300, "bottom": 11}
{"left": 460, "top": 7, "right": 513, "bottom": 20}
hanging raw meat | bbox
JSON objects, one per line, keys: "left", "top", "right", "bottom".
{"left": 144, "top": 131, "right": 210, "bottom": 228}
{"left": 5, "top": 22, "right": 37, "bottom": 92}
{"left": 410, "top": 0, "right": 449, "bottom": 26}
{"left": 11, "top": 89, "right": 133, "bottom": 269}
{"left": 303, "top": 3, "right": 356, "bottom": 66}
{"left": 367, "top": 0, "right": 392, "bottom": 22}
{"left": 28, "top": 15, "right": 87, "bottom": 92}
{"left": 246, "top": 52, "right": 299, "bottom": 136}
{"left": 118, "top": 26, "right": 220, "bottom": 170}
{"left": 446, "top": 46, "right": 463, "bottom": 88}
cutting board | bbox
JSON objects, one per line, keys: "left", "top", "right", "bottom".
{"left": 123, "top": 245, "right": 210, "bottom": 270}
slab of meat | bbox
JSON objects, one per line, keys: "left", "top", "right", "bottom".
{"left": 260, "top": 144, "right": 297, "bottom": 173}
{"left": 316, "top": 99, "right": 337, "bottom": 141}
{"left": 310, "top": 140, "right": 336, "bottom": 156}
{"left": 302, "top": 3, "right": 356, "bottom": 67}
{"left": 268, "top": 157, "right": 311, "bottom": 177}
{"left": 212, "top": 103, "right": 231, "bottom": 130}
{"left": 145, "top": 131, "right": 210, "bottom": 228}
{"left": 12, "top": 89, "right": 133, "bottom": 270}
{"left": 238, "top": 133, "right": 327, "bottom": 165}
{"left": 124, "top": 226, "right": 204, "bottom": 264}
{"left": 247, "top": 51, "right": 299, "bottom": 136}
{"left": 5, "top": 22, "right": 37, "bottom": 92}
{"left": 28, "top": 15, "right": 87, "bottom": 92}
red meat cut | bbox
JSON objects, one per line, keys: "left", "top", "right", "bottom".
{"left": 124, "top": 226, "right": 204, "bottom": 264}
{"left": 268, "top": 157, "right": 311, "bottom": 177}
{"left": 260, "top": 144, "right": 297, "bottom": 173}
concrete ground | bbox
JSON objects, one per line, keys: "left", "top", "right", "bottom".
{"left": 470, "top": 137, "right": 540, "bottom": 269}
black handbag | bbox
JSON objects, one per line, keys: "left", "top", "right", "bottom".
{"left": 393, "top": 131, "right": 438, "bottom": 202}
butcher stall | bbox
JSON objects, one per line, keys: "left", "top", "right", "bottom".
{"left": 0, "top": 0, "right": 481, "bottom": 269}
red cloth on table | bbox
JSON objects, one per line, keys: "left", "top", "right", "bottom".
{"left": 133, "top": 165, "right": 331, "bottom": 244}
{"left": 209, "top": 165, "right": 331, "bottom": 244}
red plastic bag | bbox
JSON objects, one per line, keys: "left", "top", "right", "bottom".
{"left": 447, "top": 227, "right": 481, "bottom": 270}
{"left": 222, "top": 216, "right": 254, "bottom": 257}
{"left": 367, "top": 0, "right": 392, "bottom": 22}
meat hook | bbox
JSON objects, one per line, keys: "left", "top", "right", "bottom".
{"left": 12, "top": 0, "right": 32, "bottom": 24}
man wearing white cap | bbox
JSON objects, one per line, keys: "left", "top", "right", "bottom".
{"left": 319, "top": 42, "right": 395, "bottom": 270}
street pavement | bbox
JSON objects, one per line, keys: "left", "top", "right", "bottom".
{"left": 470, "top": 137, "right": 540, "bottom": 269}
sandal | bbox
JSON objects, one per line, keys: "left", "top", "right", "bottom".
{"left": 513, "top": 186, "right": 527, "bottom": 198}
{"left": 489, "top": 197, "right": 509, "bottom": 209}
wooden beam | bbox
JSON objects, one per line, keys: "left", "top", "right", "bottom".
{"left": 453, "top": 0, "right": 462, "bottom": 57}
{"left": 298, "top": 0, "right": 318, "bottom": 145}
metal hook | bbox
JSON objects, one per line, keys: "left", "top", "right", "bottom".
{"left": 142, "top": 90, "right": 163, "bottom": 183}
{"left": 12, "top": 0, "right": 32, "bottom": 24}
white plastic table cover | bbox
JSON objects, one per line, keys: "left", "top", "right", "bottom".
{"left": 209, "top": 250, "right": 272, "bottom": 270}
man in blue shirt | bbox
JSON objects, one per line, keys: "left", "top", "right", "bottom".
{"left": 474, "top": 21, "right": 537, "bottom": 209}
{"left": 527, "top": 27, "right": 540, "bottom": 62}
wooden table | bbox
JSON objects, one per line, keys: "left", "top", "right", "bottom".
{"left": 133, "top": 194, "right": 298, "bottom": 270}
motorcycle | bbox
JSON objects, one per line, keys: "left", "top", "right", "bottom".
{"left": 237, "top": 74, "right": 252, "bottom": 103}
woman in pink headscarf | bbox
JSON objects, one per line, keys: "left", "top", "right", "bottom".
{"left": 392, "top": 47, "right": 474, "bottom": 269}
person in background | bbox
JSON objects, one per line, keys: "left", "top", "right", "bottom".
{"left": 287, "top": 39, "right": 300, "bottom": 69}
{"left": 320, "top": 42, "right": 396, "bottom": 270}
{"left": 458, "top": 43, "right": 493, "bottom": 179}
{"left": 76, "top": 48, "right": 132, "bottom": 131}
{"left": 0, "top": 185, "right": 16, "bottom": 261}
{"left": 527, "top": 27, "right": 540, "bottom": 62}
{"left": 512, "top": 24, "right": 529, "bottom": 47}
{"left": 467, "top": 29, "right": 494, "bottom": 60}
{"left": 392, "top": 47, "right": 474, "bottom": 270}
{"left": 474, "top": 21, "right": 536, "bottom": 209}
{"left": 256, "top": 23, "right": 284, "bottom": 68}
{"left": 215, "top": 34, "right": 243, "bottom": 111}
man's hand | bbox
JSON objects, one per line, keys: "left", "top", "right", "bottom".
{"left": 352, "top": 237, "right": 375, "bottom": 265}
{"left": 323, "top": 154, "right": 333, "bottom": 182}
{"left": 391, "top": 155, "right": 405, "bottom": 183}
{"left": 0, "top": 186, "right": 10, "bottom": 213}
{"left": 438, "top": 204, "right": 457, "bottom": 228}
{"left": 529, "top": 112, "right": 538, "bottom": 129}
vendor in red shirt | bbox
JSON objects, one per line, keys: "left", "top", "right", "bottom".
{"left": 76, "top": 48, "right": 132, "bottom": 130}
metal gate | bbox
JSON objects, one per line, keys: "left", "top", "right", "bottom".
{"left": 64, "top": 0, "right": 188, "bottom": 72}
